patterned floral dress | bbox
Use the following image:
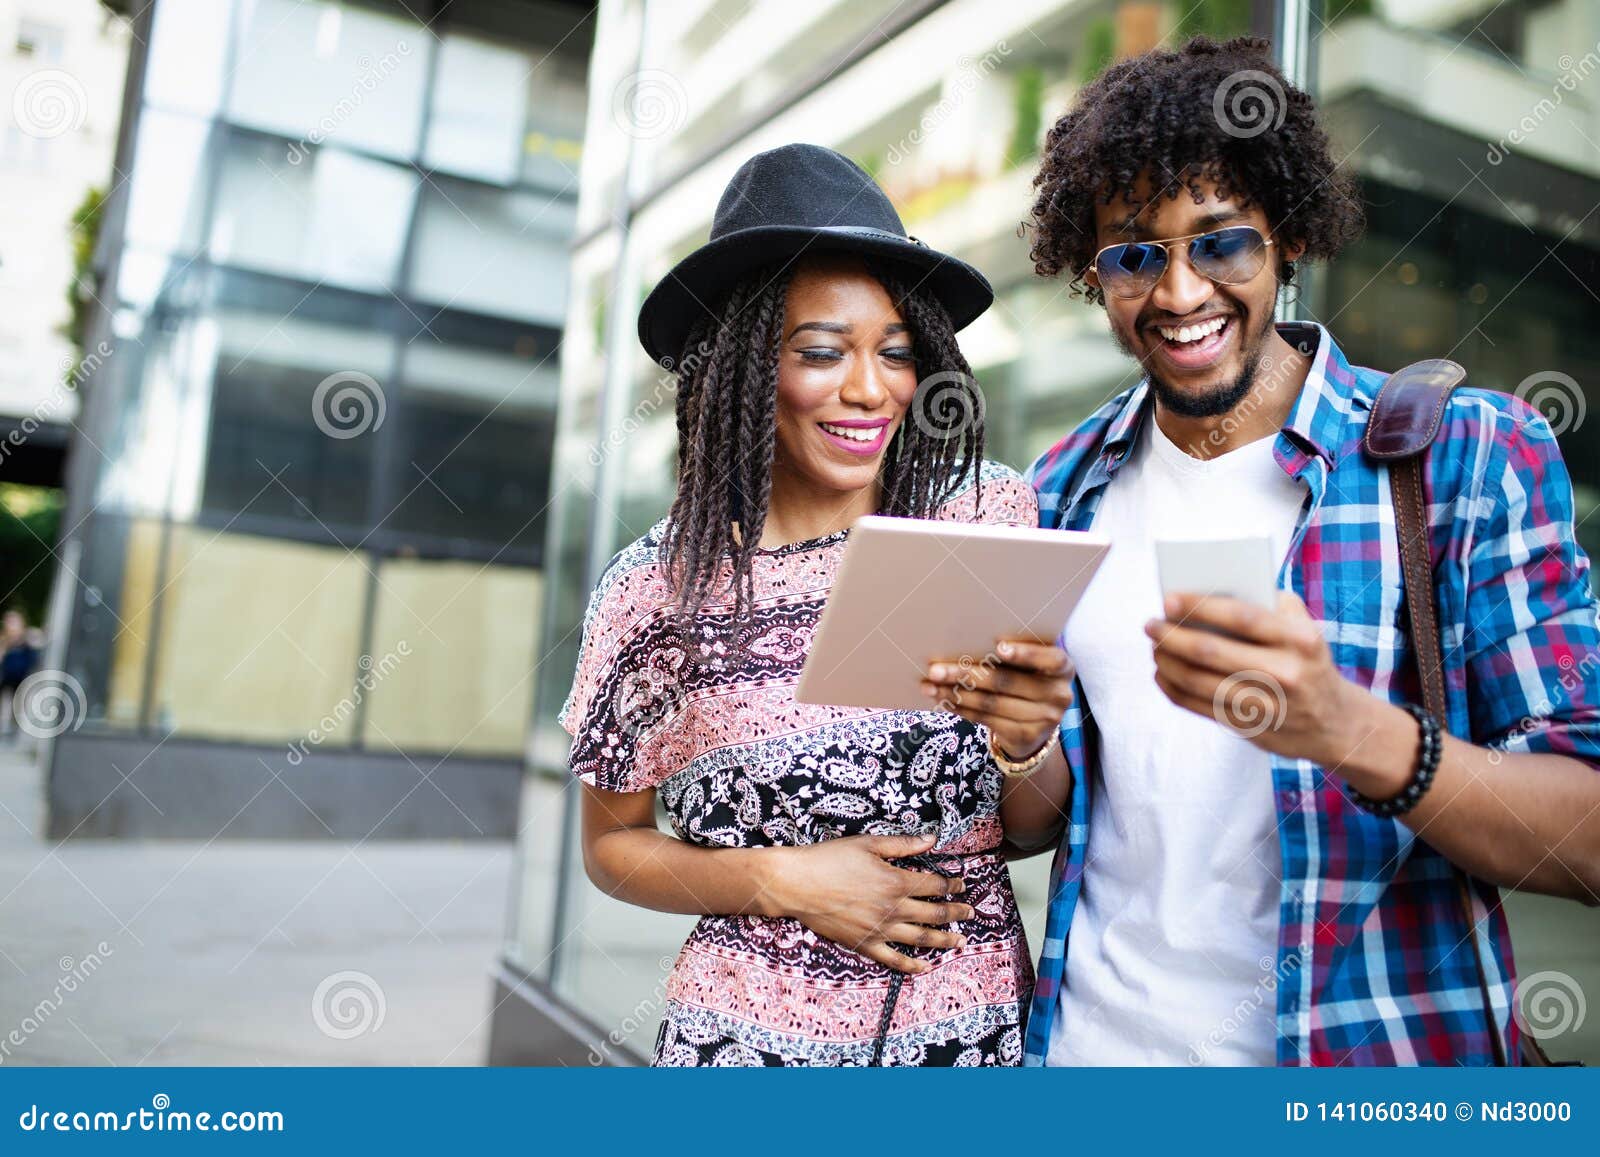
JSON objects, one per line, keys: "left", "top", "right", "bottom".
{"left": 559, "top": 460, "right": 1037, "bottom": 1066}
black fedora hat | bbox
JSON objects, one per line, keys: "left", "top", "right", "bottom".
{"left": 636, "top": 143, "right": 994, "bottom": 367}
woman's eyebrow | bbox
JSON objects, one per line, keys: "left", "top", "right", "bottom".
{"left": 787, "top": 321, "right": 850, "bottom": 339}
{"left": 786, "top": 320, "right": 910, "bottom": 340}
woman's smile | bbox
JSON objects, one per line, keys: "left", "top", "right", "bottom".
{"left": 817, "top": 417, "right": 891, "bottom": 456}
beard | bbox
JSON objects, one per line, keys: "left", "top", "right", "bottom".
{"left": 1113, "top": 303, "right": 1276, "bottom": 418}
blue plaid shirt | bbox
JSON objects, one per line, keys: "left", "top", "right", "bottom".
{"left": 1022, "top": 321, "right": 1600, "bottom": 1065}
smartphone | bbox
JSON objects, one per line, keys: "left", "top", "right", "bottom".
{"left": 1154, "top": 536, "right": 1278, "bottom": 623}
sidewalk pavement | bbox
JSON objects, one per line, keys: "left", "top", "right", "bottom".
{"left": 0, "top": 739, "right": 514, "bottom": 1066}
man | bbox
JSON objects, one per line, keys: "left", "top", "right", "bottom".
{"left": 993, "top": 36, "right": 1600, "bottom": 1065}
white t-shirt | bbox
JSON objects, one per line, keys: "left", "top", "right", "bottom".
{"left": 1046, "top": 414, "right": 1305, "bottom": 1066}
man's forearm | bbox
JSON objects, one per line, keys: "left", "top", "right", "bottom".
{"left": 1332, "top": 696, "right": 1600, "bottom": 902}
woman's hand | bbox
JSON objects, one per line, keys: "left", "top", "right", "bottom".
{"left": 921, "top": 636, "right": 1074, "bottom": 759}
{"left": 762, "top": 832, "right": 972, "bottom": 974}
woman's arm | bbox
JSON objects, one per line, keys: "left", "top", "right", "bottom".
{"left": 580, "top": 783, "right": 976, "bottom": 974}
{"left": 1000, "top": 743, "right": 1073, "bottom": 852}
{"left": 922, "top": 637, "right": 1076, "bottom": 852}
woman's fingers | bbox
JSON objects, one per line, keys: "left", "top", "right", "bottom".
{"left": 861, "top": 831, "right": 937, "bottom": 859}
{"left": 928, "top": 685, "right": 1063, "bottom": 723}
{"left": 925, "top": 663, "right": 1073, "bottom": 705}
{"left": 883, "top": 922, "right": 966, "bottom": 951}
{"left": 996, "top": 638, "right": 1073, "bottom": 675}
{"left": 860, "top": 941, "right": 928, "bottom": 975}
{"left": 898, "top": 868, "right": 965, "bottom": 898}
{"left": 897, "top": 897, "right": 974, "bottom": 926}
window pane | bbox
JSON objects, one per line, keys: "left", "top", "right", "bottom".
{"left": 385, "top": 326, "right": 559, "bottom": 554}
{"left": 423, "top": 34, "right": 528, "bottom": 184}
{"left": 225, "top": 0, "right": 428, "bottom": 161}
{"left": 408, "top": 178, "right": 577, "bottom": 325}
{"left": 149, "top": 526, "right": 368, "bottom": 743}
{"left": 202, "top": 309, "right": 393, "bottom": 531}
{"left": 209, "top": 132, "right": 417, "bottom": 292}
{"left": 360, "top": 558, "right": 542, "bottom": 757}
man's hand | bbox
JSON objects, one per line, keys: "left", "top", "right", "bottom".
{"left": 920, "top": 637, "right": 1075, "bottom": 759}
{"left": 1145, "top": 590, "right": 1386, "bottom": 773}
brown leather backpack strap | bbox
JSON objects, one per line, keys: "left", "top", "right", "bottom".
{"left": 1362, "top": 359, "right": 1515, "bottom": 1066}
{"left": 1362, "top": 358, "right": 1464, "bottom": 719}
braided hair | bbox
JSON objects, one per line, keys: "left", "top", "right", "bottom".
{"left": 660, "top": 256, "right": 986, "bottom": 628}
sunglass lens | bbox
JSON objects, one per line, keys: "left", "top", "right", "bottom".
{"left": 1099, "top": 243, "right": 1165, "bottom": 297}
{"left": 1190, "top": 227, "right": 1266, "bottom": 284}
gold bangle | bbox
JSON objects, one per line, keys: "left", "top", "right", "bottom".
{"left": 989, "top": 728, "right": 1059, "bottom": 778}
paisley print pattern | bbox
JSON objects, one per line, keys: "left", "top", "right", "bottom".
{"left": 560, "top": 461, "right": 1038, "bottom": 1066}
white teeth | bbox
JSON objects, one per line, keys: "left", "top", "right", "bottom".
{"left": 1158, "top": 316, "right": 1228, "bottom": 343}
{"left": 821, "top": 423, "right": 880, "bottom": 442}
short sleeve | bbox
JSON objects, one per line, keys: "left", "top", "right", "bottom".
{"left": 558, "top": 533, "right": 685, "bottom": 793}
{"left": 934, "top": 460, "right": 1040, "bottom": 529}
{"left": 1461, "top": 403, "right": 1600, "bottom": 766}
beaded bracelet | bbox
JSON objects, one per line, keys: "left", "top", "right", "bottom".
{"left": 990, "top": 728, "right": 1060, "bottom": 779}
{"left": 1346, "top": 702, "right": 1442, "bottom": 818}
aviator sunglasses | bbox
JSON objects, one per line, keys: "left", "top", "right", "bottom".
{"left": 1088, "top": 224, "right": 1275, "bottom": 299}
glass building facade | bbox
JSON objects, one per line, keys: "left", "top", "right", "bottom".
{"left": 51, "top": 0, "right": 592, "bottom": 837}
{"left": 491, "top": 0, "right": 1600, "bottom": 1063}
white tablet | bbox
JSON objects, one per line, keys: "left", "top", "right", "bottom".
{"left": 794, "top": 515, "right": 1110, "bottom": 711}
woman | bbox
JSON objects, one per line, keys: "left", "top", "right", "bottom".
{"left": 560, "top": 144, "right": 1074, "bottom": 1066}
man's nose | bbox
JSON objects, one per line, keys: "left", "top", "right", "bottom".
{"left": 1149, "top": 245, "right": 1215, "bottom": 319}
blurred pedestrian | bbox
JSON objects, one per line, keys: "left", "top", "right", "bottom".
{"left": 0, "top": 608, "right": 41, "bottom": 740}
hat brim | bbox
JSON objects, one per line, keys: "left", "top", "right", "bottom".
{"left": 636, "top": 224, "right": 994, "bottom": 368}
